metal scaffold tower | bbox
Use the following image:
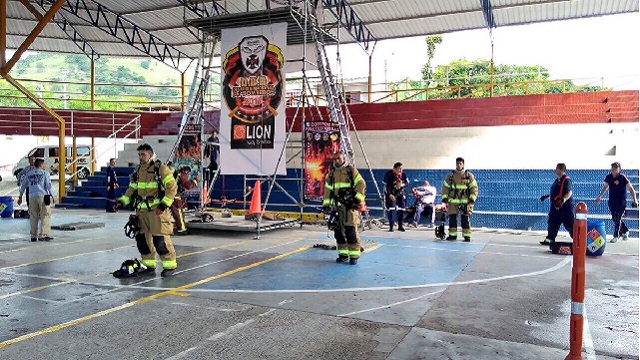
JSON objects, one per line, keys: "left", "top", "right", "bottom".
{"left": 181, "top": 0, "right": 383, "bottom": 222}
{"left": 277, "top": 0, "right": 384, "bottom": 213}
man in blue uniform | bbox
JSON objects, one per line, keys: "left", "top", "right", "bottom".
{"left": 105, "top": 158, "right": 119, "bottom": 212}
{"left": 540, "top": 163, "right": 574, "bottom": 245}
{"left": 17, "top": 159, "right": 54, "bottom": 242}
{"left": 383, "top": 162, "right": 409, "bottom": 232}
{"left": 595, "top": 162, "right": 638, "bottom": 242}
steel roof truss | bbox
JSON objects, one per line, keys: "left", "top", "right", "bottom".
{"left": 24, "top": 1, "right": 100, "bottom": 60}
{"left": 175, "top": 0, "right": 229, "bottom": 18}
{"left": 34, "top": 0, "right": 189, "bottom": 70}
{"left": 479, "top": 0, "right": 496, "bottom": 32}
{"left": 322, "top": 0, "right": 376, "bottom": 53}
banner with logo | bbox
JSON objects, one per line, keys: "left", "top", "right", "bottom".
{"left": 172, "top": 123, "right": 202, "bottom": 205}
{"left": 220, "top": 22, "right": 287, "bottom": 175}
{"left": 303, "top": 122, "right": 341, "bottom": 201}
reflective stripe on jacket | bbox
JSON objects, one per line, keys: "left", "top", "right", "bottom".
{"left": 441, "top": 170, "right": 478, "bottom": 203}
{"left": 322, "top": 165, "right": 366, "bottom": 207}
{"left": 119, "top": 159, "right": 177, "bottom": 210}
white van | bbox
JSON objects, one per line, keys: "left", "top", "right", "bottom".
{"left": 12, "top": 145, "right": 93, "bottom": 181}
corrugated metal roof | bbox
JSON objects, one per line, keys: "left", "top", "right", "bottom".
{"left": 3, "top": 0, "right": 637, "bottom": 70}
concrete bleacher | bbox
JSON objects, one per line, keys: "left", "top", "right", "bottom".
{"left": 58, "top": 90, "right": 639, "bottom": 238}
{"left": 57, "top": 166, "right": 132, "bottom": 209}
{"left": 59, "top": 164, "right": 639, "bottom": 238}
{"left": 0, "top": 107, "right": 140, "bottom": 137}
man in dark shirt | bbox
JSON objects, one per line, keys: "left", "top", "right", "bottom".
{"left": 383, "top": 162, "right": 409, "bottom": 232}
{"left": 204, "top": 130, "right": 220, "bottom": 185}
{"left": 595, "top": 162, "right": 638, "bottom": 242}
{"left": 105, "top": 158, "right": 119, "bottom": 212}
{"left": 540, "top": 163, "right": 574, "bottom": 245}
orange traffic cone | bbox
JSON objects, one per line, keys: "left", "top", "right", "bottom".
{"left": 202, "top": 180, "right": 210, "bottom": 205}
{"left": 249, "top": 180, "right": 264, "bottom": 214}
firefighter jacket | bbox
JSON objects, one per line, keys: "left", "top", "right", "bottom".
{"left": 322, "top": 164, "right": 366, "bottom": 209}
{"left": 441, "top": 170, "right": 478, "bottom": 207}
{"left": 118, "top": 158, "right": 177, "bottom": 212}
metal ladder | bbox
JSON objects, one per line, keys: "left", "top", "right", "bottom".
{"left": 306, "top": 2, "right": 355, "bottom": 163}
{"left": 167, "top": 65, "right": 213, "bottom": 164}
{"left": 301, "top": 1, "right": 386, "bottom": 213}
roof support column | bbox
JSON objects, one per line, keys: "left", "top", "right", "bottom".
{"left": 181, "top": 72, "right": 186, "bottom": 112}
{"left": 0, "top": 0, "right": 67, "bottom": 200}
{"left": 91, "top": 59, "right": 95, "bottom": 110}
{"left": 2, "top": 74, "right": 67, "bottom": 201}
{"left": 0, "top": 0, "right": 6, "bottom": 66}
{"left": 367, "top": 54, "right": 372, "bottom": 103}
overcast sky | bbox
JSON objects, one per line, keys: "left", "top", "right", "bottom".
{"left": 329, "top": 12, "right": 639, "bottom": 89}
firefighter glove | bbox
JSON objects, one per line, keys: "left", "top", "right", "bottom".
{"left": 157, "top": 203, "right": 168, "bottom": 212}
{"left": 441, "top": 198, "right": 448, "bottom": 204}
{"left": 540, "top": 194, "right": 550, "bottom": 202}
{"left": 322, "top": 206, "right": 332, "bottom": 214}
{"left": 632, "top": 201, "right": 638, "bottom": 208}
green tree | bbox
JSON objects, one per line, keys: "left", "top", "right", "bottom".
{"left": 420, "top": 35, "right": 442, "bottom": 81}
{"left": 427, "top": 59, "right": 554, "bottom": 98}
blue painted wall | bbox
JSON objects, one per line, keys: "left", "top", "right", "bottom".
{"left": 209, "top": 168, "right": 639, "bottom": 237}
{"left": 63, "top": 166, "right": 639, "bottom": 237}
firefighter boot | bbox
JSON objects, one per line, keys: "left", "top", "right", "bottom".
{"left": 336, "top": 255, "right": 349, "bottom": 263}
{"left": 161, "top": 268, "right": 176, "bottom": 277}
{"left": 349, "top": 258, "right": 358, "bottom": 265}
{"left": 138, "top": 267, "right": 156, "bottom": 276}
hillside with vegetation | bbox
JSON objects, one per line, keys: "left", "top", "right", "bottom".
{"left": 1, "top": 54, "right": 218, "bottom": 111}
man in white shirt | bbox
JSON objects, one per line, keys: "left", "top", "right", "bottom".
{"left": 411, "top": 181, "right": 437, "bottom": 227}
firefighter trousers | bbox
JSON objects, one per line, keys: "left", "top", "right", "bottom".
{"left": 135, "top": 209, "right": 177, "bottom": 270}
{"left": 334, "top": 206, "right": 361, "bottom": 259}
{"left": 448, "top": 213, "right": 471, "bottom": 239}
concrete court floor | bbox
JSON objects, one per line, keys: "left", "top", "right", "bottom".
{"left": 0, "top": 208, "right": 638, "bottom": 360}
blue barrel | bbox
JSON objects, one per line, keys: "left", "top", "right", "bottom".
{"left": 586, "top": 220, "right": 607, "bottom": 256}
{"left": 0, "top": 196, "right": 14, "bottom": 218}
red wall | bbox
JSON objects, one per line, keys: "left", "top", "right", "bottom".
{"left": 1, "top": 91, "right": 637, "bottom": 137}
{"left": 286, "top": 90, "right": 638, "bottom": 131}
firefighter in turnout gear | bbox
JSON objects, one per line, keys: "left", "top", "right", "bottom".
{"left": 441, "top": 157, "right": 478, "bottom": 242}
{"left": 116, "top": 144, "right": 179, "bottom": 277}
{"left": 322, "top": 152, "right": 366, "bottom": 265}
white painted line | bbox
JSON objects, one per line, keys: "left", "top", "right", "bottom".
{"left": 177, "top": 256, "right": 573, "bottom": 294}
{"left": 382, "top": 243, "right": 553, "bottom": 259}
{"left": 164, "top": 308, "right": 274, "bottom": 360}
{"left": 339, "top": 288, "right": 446, "bottom": 316}
{"left": 72, "top": 256, "right": 572, "bottom": 295}
{"left": 5, "top": 240, "right": 573, "bottom": 296}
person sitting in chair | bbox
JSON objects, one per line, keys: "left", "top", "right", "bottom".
{"left": 411, "top": 181, "right": 437, "bottom": 227}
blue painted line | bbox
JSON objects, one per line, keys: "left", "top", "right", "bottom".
{"left": 194, "top": 237, "right": 487, "bottom": 291}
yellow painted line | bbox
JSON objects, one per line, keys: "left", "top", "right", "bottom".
{"left": 169, "top": 292, "right": 191, "bottom": 297}
{"left": 365, "top": 243, "right": 382, "bottom": 253}
{"left": 0, "top": 240, "right": 254, "bottom": 300}
{"left": 0, "top": 245, "right": 134, "bottom": 271}
{"left": 0, "top": 245, "right": 312, "bottom": 349}
{"left": 198, "top": 208, "right": 322, "bottom": 222}
{"left": 176, "top": 239, "right": 254, "bottom": 259}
